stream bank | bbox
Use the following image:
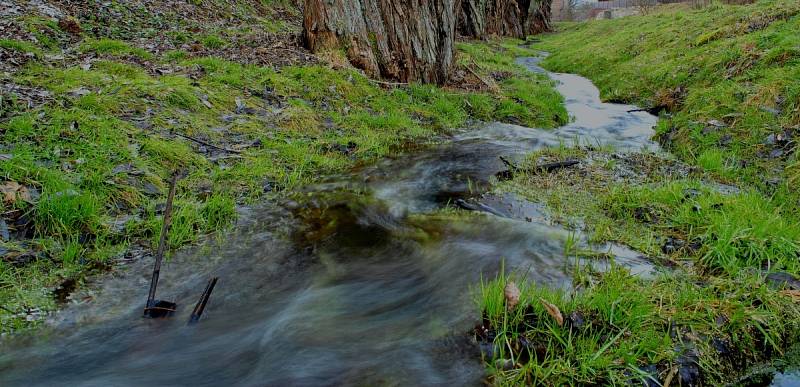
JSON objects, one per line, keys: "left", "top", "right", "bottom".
{"left": 1, "top": 17, "right": 798, "bottom": 385}
{"left": 0, "top": 53, "right": 663, "bottom": 385}
{"left": 1, "top": 0, "right": 567, "bottom": 334}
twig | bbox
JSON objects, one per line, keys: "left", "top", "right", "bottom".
{"left": 0, "top": 305, "right": 16, "bottom": 314}
{"left": 496, "top": 157, "right": 579, "bottom": 180}
{"left": 499, "top": 156, "right": 519, "bottom": 172}
{"left": 466, "top": 60, "right": 496, "bottom": 91}
{"left": 533, "top": 160, "right": 580, "bottom": 173}
{"left": 144, "top": 173, "right": 178, "bottom": 316}
{"left": 173, "top": 132, "right": 242, "bottom": 154}
{"left": 368, "top": 78, "right": 409, "bottom": 87}
{"left": 187, "top": 277, "right": 219, "bottom": 325}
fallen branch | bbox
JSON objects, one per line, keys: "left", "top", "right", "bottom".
{"left": 368, "top": 79, "right": 409, "bottom": 87}
{"left": 466, "top": 61, "right": 497, "bottom": 92}
{"left": 496, "top": 156, "right": 519, "bottom": 180}
{"left": 499, "top": 156, "right": 520, "bottom": 172}
{"left": 496, "top": 156, "right": 579, "bottom": 180}
{"left": 173, "top": 132, "right": 242, "bottom": 154}
{"left": 144, "top": 173, "right": 179, "bottom": 319}
{"left": 454, "top": 198, "right": 505, "bottom": 218}
{"left": 533, "top": 160, "right": 580, "bottom": 173}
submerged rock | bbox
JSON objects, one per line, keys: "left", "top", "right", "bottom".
{"left": 677, "top": 347, "right": 701, "bottom": 386}
{"left": 766, "top": 272, "right": 800, "bottom": 291}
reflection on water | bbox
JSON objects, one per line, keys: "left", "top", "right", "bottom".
{"left": 771, "top": 370, "right": 800, "bottom": 386}
{"left": 0, "top": 57, "right": 661, "bottom": 386}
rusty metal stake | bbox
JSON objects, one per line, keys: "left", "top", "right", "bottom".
{"left": 187, "top": 277, "right": 219, "bottom": 325}
{"left": 144, "top": 173, "right": 179, "bottom": 318}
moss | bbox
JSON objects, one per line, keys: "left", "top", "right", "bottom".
{"left": 79, "top": 38, "right": 154, "bottom": 60}
{"left": 0, "top": 39, "right": 42, "bottom": 57}
{"left": 200, "top": 34, "right": 227, "bottom": 49}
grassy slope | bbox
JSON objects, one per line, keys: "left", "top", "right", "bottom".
{"left": 538, "top": 0, "right": 800, "bottom": 190}
{"left": 479, "top": 1, "right": 800, "bottom": 385}
{"left": 0, "top": 3, "right": 567, "bottom": 332}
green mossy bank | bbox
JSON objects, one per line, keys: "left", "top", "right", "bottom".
{"left": 480, "top": 1, "right": 800, "bottom": 385}
{"left": 537, "top": 0, "right": 800, "bottom": 192}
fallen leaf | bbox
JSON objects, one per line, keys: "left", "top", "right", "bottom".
{"left": 0, "top": 181, "right": 22, "bottom": 204}
{"left": 540, "top": 298, "right": 564, "bottom": 326}
{"left": 781, "top": 290, "right": 800, "bottom": 302}
{"left": 504, "top": 281, "right": 520, "bottom": 310}
{"left": 16, "top": 186, "right": 31, "bottom": 203}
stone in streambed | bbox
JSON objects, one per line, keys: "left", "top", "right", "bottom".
{"left": 766, "top": 272, "right": 800, "bottom": 291}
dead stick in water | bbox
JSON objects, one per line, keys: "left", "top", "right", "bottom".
{"left": 497, "top": 157, "right": 578, "bottom": 179}
{"left": 499, "top": 156, "right": 520, "bottom": 172}
{"left": 144, "top": 173, "right": 178, "bottom": 317}
{"left": 187, "top": 277, "right": 219, "bottom": 325}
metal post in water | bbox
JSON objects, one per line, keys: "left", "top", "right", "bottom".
{"left": 187, "top": 277, "right": 219, "bottom": 325}
{"left": 144, "top": 173, "right": 179, "bottom": 318}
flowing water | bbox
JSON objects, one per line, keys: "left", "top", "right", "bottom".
{"left": 0, "top": 57, "right": 662, "bottom": 386}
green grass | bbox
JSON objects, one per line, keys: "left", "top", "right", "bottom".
{"left": 1, "top": 30, "right": 568, "bottom": 333}
{"left": 201, "top": 34, "right": 227, "bottom": 49}
{"left": 478, "top": 266, "right": 800, "bottom": 385}
{"left": 79, "top": 39, "right": 154, "bottom": 60}
{"left": 502, "top": 146, "right": 800, "bottom": 275}
{"left": 486, "top": 2, "right": 800, "bottom": 382}
{"left": 0, "top": 39, "right": 42, "bottom": 57}
{"left": 457, "top": 40, "right": 569, "bottom": 128}
{"left": 604, "top": 181, "right": 800, "bottom": 274}
{"left": 536, "top": 0, "right": 800, "bottom": 192}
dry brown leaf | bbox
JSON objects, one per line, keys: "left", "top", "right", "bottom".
{"left": 0, "top": 181, "right": 22, "bottom": 204}
{"left": 781, "top": 290, "right": 800, "bottom": 302}
{"left": 540, "top": 298, "right": 564, "bottom": 327}
{"left": 17, "top": 186, "right": 32, "bottom": 203}
{"left": 504, "top": 281, "right": 521, "bottom": 310}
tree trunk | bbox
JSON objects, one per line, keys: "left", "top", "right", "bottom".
{"left": 457, "top": 0, "right": 552, "bottom": 38}
{"left": 521, "top": 0, "right": 553, "bottom": 35}
{"left": 303, "top": 0, "right": 458, "bottom": 84}
{"left": 458, "top": 0, "right": 523, "bottom": 38}
{"left": 302, "top": 0, "right": 552, "bottom": 84}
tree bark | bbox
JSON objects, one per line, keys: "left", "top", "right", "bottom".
{"left": 521, "top": 0, "right": 553, "bottom": 35}
{"left": 302, "top": 0, "right": 552, "bottom": 84}
{"left": 458, "top": 0, "right": 523, "bottom": 38}
{"left": 303, "top": 0, "right": 457, "bottom": 84}
{"left": 457, "top": 0, "right": 552, "bottom": 38}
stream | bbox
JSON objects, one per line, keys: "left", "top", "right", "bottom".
{"left": 0, "top": 57, "right": 674, "bottom": 386}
